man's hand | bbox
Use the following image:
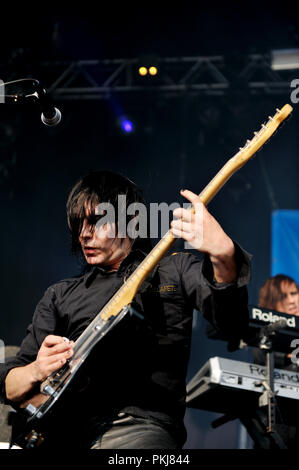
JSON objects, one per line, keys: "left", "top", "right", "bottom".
{"left": 170, "top": 189, "right": 237, "bottom": 283}
{"left": 31, "top": 335, "right": 74, "bottom": 382}
{"left": 5, "top": 335, "right": 74, "bottom": 403}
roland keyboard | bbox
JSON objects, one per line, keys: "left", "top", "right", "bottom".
{"left": 186, "top": 357, "right": 299, "bottom": 423}
{"left": 207, "top": 305, "right": 299, "bottom": 353}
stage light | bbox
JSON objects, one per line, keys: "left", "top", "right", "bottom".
{"left": 138, "top": 55, "right": 160, "bottom": 78}
{"left": 149, "top": 66, "right": 158, "bottom": 76}
{"left": 116, "top": 115, "right": 135, "bottom": 135}
{"left": 138, "top": 66, "right": 148, "bottom": 76}
{"left": 271, "top": 49, "right": 299, "bottom": 70}
{"left": 120, "top": 118, "right": 134, "bottom": 134}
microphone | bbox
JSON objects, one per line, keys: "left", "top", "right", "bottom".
{"left": 2, "top": 78, "right": 62, "bottom": 127}
{"left": 34, "top": 86, "right": 62, "bottom": 127}
{"left": 259, "top": 318, "right": 288, "bottom": 338}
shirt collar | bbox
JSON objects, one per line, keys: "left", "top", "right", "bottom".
{"left": 84, "top": 248, "right": 154, "bottom": 287}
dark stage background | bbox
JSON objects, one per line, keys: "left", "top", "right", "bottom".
{"left": 0, "top": 5, "right": 298, "bottom": 449}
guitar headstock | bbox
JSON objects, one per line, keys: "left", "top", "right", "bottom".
{"left": 235, "top": 104, "right": 293, "bottom": 167}
{"left": 274, "top": 104, "right": 293, "bottom": 122}
{"left": 199, "top": 104, "right": 293, "bottom": 205}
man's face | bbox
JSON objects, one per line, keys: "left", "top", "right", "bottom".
{"left": 79, "top": 205, "right": 130, "bottom": 270}
{"left": 275, "top": 281, "right": 299, "bottom": 316}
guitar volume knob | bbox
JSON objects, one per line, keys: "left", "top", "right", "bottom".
{"left": 25, "top": 404, "right": 37, "bottom": 416}
{"left": 42, "top": 384, "right": 56, "bottom": 396}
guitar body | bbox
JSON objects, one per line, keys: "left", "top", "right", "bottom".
{"left": 10, "top": 104, "right": 293, "bottom": 448}
{"left": 13, "top": 363, "right": 100, "bottom": 449}
{"left": 12, "top": 383, "right": 83, "bottom": 449}
{"left": 13, "top": 304, "right": 133, "bottom": 449}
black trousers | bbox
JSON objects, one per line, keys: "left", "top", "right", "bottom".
{"left": 89, "top": 412, "right": 181, "bottom": 449}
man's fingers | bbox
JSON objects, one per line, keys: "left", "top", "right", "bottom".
{"left": 35, "top": 347, "right": 74, "bottom": 381}
{"left": 171, "top": 219, "right": 193, "bottom": 233}
{"left": 41, "top": 336, "right": 74, "bottom": 356}
{"left": 180, "top": 189, "right": 202, "bottom": 207}
{"left": 42, "top": 335, "right": 66, "bottom": 348}
{"left": 173, "top": 207, "right": 192, "bottom": 222}
{"left": 46, "top": 341, "right": 74, "bottom": 356}
{"left": 44, "top": 356, "right": 69, "bottom": 378}
{"left": 171, "top": 227, "right": 193, "bottom": 240}
{"left": 175, "top": 190, "right": 204, "bottom": 217}
{"left": 47, "top": 349, "right": 74, "bottom": 365}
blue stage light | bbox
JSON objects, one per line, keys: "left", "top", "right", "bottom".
{"left": 121, "top": 119, "right": 134, "bottom": 133}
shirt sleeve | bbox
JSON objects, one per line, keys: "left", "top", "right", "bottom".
{"left": 179, "top": 242, "right": 252, "bottom": 350}
{"left": 0, "top": 285, "right": 59, "bottom": 403}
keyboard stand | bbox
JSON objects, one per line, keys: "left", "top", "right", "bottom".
{"left": 211, "top": 322, "right": 290, "bottom": 449}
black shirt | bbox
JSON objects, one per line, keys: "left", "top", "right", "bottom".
{"left": 0, "top": 243, "right": 251, "bottom": 445}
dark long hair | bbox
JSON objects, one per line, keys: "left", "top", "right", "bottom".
{"left": 66, "top": 170, "right": 152, "bottom": 258}
{"left": 258, "top": 274, "right": 299, "bottom": 310}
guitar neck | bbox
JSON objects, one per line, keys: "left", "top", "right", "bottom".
{"left": 198, "top": 152, "right": 246, "bottom": 205}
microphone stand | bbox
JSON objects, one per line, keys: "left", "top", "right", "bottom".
{"left": 258, "top": 323, "right": 288, "bottom": 448}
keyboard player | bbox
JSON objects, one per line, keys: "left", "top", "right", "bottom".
{"left": 254, "top": 274, "right": 299, "bottom": 369}
{"left": 249, "top": 274, "right": 299, "bottom": 448}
